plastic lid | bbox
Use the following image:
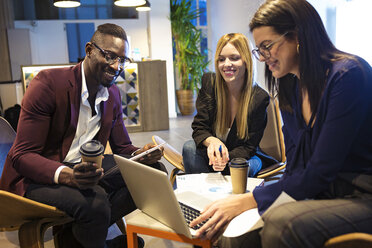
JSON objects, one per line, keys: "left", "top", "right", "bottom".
{"left": 79, "top": 140, "right": 104, "bottom": 157}
{"left": 228, "top": 158, "right": 249, "bottom": 168}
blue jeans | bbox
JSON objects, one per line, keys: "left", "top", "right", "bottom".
{"left": 182, "top": 140, "right": 262, "bottom": 177}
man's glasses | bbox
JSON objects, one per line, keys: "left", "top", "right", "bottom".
{"left": 252, "top": 32, "right": 288, "bottom": 60}
{"left": 92, "top": 42, "right": 132, "bottom": 69}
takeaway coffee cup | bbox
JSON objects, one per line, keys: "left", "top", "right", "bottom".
{"left": 228, "top": 158, "right": 250, "bottom": 194}
{"left": 79, "top": 140, "right": 105, "bottom": 168}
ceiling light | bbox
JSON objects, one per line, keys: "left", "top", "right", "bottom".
{"left": 114, "top": 0, "right": 146, "bottom": 7}
{"left": 53, "top": 0, "right": 81, "bottom": 8}
{"left": 136, "top": 0, "right": 151, "bottom": 11}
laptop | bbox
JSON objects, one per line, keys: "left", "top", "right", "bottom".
{"left": 114, "top": 154, "right": 213, "bottom": 238}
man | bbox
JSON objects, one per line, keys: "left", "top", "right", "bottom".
{"left": 0, "top": 23, "right": 163, "bottom": 248}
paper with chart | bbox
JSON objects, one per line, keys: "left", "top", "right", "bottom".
{"left": 176, "top": 172, "right": 264, "bottom": 200}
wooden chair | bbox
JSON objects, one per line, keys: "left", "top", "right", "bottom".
{"left": 0, "top": 116, "right": 73, "bottom": 248}
{"left": 256, "top": 97, "right": 286, "bottom": 180}
{"left": 152, "top": 135, "right": 184, "bottom": 185}
{"left": 324, "top": 232, "right": 372, "bottom": 248}
{"left": 126, "top": 208, "right": 212, "bottom": 248}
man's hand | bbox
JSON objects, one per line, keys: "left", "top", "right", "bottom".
{"left": 190, "top": 193, "right": 257, "bottom": 243}
{"left": 133, "top": 143, "right": 164, "bottom": 165}
{"left": 58, "top": 162, "right": 103, "bottom": 189}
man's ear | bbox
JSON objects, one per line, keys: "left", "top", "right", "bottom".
{"left": 125, "top": 40, "right": 130, "bottom": 57}
{"left": 85, "top": 42, "right": 93, "bottom": 57}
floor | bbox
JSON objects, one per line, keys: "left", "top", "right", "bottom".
{"left": 0, "top": 116, "right": 196, "bottom": 248}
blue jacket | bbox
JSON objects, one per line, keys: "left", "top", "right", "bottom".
{"left": 253, "top": 56, "right": 372, "bottom": 214}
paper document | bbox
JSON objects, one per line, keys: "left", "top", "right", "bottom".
{"left": 223, "top": 192, "right": 296, "bottom": 237}
{"left": 176, "top": 173, "right": 264, "bottom": 199}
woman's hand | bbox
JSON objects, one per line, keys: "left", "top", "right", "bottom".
{"left": 190, "top": 193, "right": 257, "bottom": 243}
{"left": 204, "top": 137, "right": 229, "bottom": 171}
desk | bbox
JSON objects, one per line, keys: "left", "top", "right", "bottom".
{"left": 125, "top": 173, "right": 264, "bottom": 247}
{"left": 126, "top": 209, "right": 212, "bottom": 248}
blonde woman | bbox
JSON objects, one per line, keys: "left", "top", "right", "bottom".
{"left": 182, "top": 33, "right": 270, "bottom": 177}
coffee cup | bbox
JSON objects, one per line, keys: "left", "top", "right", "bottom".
{"left": 79, "top": 140, "right": 105, "bottom": 168}
{"left": 228, "top": 158, "right": 250, "bottom": 194}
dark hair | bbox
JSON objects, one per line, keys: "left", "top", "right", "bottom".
{"left": 91, "top": 23, "right": 127, "bottom": 44}
{"left": 249, "top": 0, "right": 351, "bottom": 113}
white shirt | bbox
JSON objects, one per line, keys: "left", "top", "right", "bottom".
{"left": 54, "top": 62, "right": 109, "bottom": 183}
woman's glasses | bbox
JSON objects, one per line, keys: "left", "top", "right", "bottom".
{"left": 92, "top": 42, "right": 132, "bottom": 69}
{"left": 252, "top": 32, "right": 288, "bottom": 60}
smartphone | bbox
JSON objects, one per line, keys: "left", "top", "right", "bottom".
{"left": 129, "top": 142, "right": 166, "bottom": 161}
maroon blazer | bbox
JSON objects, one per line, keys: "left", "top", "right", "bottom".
{"left": 0, "top": 63, "right": 138, "bottom": 196}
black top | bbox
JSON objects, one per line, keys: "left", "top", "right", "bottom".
{"left": 192, "top": 72, "right": 270, "bottom": 160}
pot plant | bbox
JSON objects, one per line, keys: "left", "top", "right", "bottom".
{"left": 170, "top": 0, "right": 209, "bottom": 115}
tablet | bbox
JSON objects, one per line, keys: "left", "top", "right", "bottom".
{"left": 130, "top": 142, "right": 166, "bottom": 161}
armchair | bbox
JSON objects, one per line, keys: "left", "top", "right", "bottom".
{"left": 256, "top": 97, "right": 286, "bottom": 180}
{"left": 0, "top": 116, "right": 72, "bottom": 248}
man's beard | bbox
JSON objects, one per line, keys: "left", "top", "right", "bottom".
{"left": 101, "top": 70, "right": 121, "bottom": 88}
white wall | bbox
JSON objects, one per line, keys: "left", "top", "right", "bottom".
{"left": 13, "top": 2, "right": 177, "bottom": 118}
{"left": 1, "top": 28, "right": 31, "bottom": 110}
{"left": 308, "top": 0, "right": 328, "bottom": 24}
{"left": 335, "top": 0, "right": 372, "bottom": 65}
{"left": 14, "top": 19, "right": 150, "bottom": 64}
{"left": 207, "top": 0, "right": 266, "bottom": 89}
{"left": 207, "top": 0, "right": 343, "bottom": 90}
{"left": 148, "top": 0, "right": 176, "bottom": 117}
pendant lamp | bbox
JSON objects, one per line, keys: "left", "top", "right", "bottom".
{"left": 53, "top": 0, "right": 81, "bottom": 8}
{"left": 136, "top": 0, "right": 151, "bottom": 11}
{"left": 114, "top": 0, "right": 146, "bottom": 7}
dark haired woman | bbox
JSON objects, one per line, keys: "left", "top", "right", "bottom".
{"left": 190, "top": 1, "right": 372, "bottom": 247}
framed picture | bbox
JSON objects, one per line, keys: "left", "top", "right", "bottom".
{"left": 21, "top": 64, "right": 75, "bottom": 93}
{"left": 115, "top": 63, "right": 141, "bottom": 129}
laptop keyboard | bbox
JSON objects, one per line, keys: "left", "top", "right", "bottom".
{"left": 179, "top": 202, "right": 208, "bottom": 230}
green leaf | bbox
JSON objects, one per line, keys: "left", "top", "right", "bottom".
{"left": 169, "top": 0, "right": 209, "bottom": 91}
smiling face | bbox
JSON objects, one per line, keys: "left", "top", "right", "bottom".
{"left": 86, "top": 34, "right": 126, "bottom": 88}
{"left": 252, "top": 26, "right": 299, "bottom": 78}
{"left": 217, "top": 42, "right": 246, "bottom": 85}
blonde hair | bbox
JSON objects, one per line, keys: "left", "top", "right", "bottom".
{"left": 214, "top": 33, "right": 254, "bottom": 140}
